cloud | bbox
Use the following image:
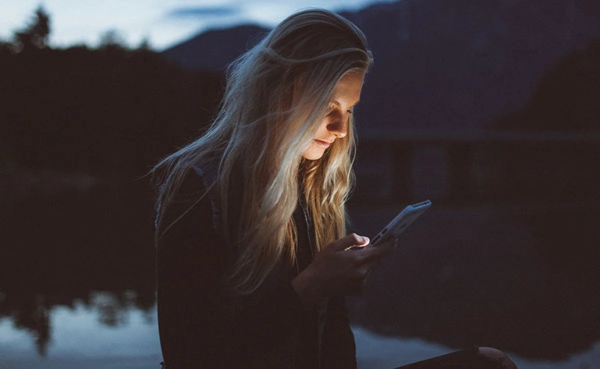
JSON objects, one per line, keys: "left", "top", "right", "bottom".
{"left": 167, "top": 6, "right": 240, "bottom": 19}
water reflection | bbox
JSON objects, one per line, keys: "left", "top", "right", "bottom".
{"left": 0, "top": 291, "right": 48, "bottom": 356}
{"left": 0, "top": 289, "right": 156, "bottom": 357}
{"left": 0, "top": 180, "right": 156, "bottom": 359}
{"left": 0, "top": 298, "right": 162, "bottom": 369}
{"left": 0, "top": 170, "right": 599, "bottom": 368}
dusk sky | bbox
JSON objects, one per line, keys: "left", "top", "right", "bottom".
{"left": 0, "top": 0, "right": 397, "bottom": 50}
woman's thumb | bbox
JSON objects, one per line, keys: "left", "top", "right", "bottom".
{"left": 330, "top": 233, "right": 369, "bottom": 251}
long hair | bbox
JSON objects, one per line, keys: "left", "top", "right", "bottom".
{"left": 153, "top": 9, "right": 373, "bottom": 295}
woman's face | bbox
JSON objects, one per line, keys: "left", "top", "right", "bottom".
{"left": 302, "top": 70, "right": 365, "bottom": 160}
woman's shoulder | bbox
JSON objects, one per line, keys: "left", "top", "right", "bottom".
{"left": 157, "top": 159, "right": 222, "bottom": 237}
{"left": 169, "top": 156, "right": 220, "bottom": 206}
{"left": 190, "top": 158, "right": 219, "bottom": 193}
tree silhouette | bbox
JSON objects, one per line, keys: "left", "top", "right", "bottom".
{"left": 13, "top": 6, "right": 51, "bottom": 52}
{"left": 99, "top": 29, "right": 127, "bottom": 49}
{"left": 0, "top": 5, "right": 225, "bottom": 177}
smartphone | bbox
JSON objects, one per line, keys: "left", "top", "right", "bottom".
{"left": 370, "top": 200, "right": 432, "bottom": 247}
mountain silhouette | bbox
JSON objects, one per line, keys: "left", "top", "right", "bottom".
{"left": 162, "top": 0, "right": 600, "bottom": 133}
{"left": 162, "top": 24, "right": 268, "bottom": 71}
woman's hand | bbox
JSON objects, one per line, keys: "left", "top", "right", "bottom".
{"left": 291, "top": 233, "right": 395, "bottom": 307}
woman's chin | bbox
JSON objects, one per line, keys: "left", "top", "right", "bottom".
{"left": 302, "top": 148, "right": 325, "bottom": 160}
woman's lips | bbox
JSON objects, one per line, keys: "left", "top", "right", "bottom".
{"left": 314, "top": 139, "right": 333, "bottom": 148}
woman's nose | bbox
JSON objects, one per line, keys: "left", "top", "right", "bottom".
{"left": 327, "top": 113, "right": 348, "bottom": 138}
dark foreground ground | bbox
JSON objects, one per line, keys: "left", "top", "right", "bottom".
{"left": 1, "top": 181, "right": 599, "bottom": 369}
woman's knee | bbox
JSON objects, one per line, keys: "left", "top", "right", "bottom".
{"left": 476, "top": 347, "right": 518, "bottom": 369}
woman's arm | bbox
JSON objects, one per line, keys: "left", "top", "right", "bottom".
{"left": 156, "top": 172, "right": 306, "bottom": 369}
{"left": 322, "top": 296, "right": 357, "bottom": 369}
{"left": 156, "top": 179, "right": 233, "bottom": 368}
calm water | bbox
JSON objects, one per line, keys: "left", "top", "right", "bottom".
{"left": 1, "top": 180, "right": 599, "bottom": 369}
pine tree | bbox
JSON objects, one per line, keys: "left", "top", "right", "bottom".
{"left": 13, "top": 6, "right": 51, "bottom": 52}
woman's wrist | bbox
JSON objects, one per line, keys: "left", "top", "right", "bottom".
{"left": 291, "top": 269, "right": 324, "bottom": 308}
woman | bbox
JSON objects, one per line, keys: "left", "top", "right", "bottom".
{"left": 153, "top": 9, "right": 517, "bottom": 369}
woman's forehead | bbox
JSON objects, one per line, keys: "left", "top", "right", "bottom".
{"left": 330, "top": 70, "right": 365, "bottom": 107}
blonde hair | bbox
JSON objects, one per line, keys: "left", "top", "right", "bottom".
{"left": 154, "top": 9, "right": 373, "bottom": 295}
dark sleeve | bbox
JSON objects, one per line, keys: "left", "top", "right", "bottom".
{"left": 321, "top": 296, "right": 358, "bottom": 369}
{"left": 156, "top": 172, "right": 306, "bottom": 369}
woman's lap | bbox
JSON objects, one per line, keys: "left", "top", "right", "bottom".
{"left": 394, "top": 347, "right": 518, "bottom": 369}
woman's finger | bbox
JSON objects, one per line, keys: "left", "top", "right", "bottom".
{"left": 329, "top": 233, "right": 370, "bottom": 251}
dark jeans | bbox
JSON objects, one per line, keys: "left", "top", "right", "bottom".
{"left": 394, "top": 347, "right": 518, "bottom": 369}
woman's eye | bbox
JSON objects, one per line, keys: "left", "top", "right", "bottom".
{"left": 325, "top": 104, "right": 353, "bottom": 118}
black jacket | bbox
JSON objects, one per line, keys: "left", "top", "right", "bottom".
{"left": 156, "top": 163, "right": 357, "bottom": 369}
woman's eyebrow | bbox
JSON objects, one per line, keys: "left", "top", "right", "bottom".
{"left": 330, "top": 99, "right": 360, "bottom": 108}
